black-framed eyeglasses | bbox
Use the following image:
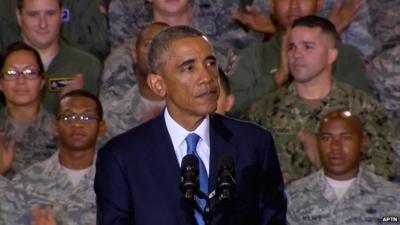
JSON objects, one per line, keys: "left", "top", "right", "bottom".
{"left": 57, "top": 114, "right": 100, "bottom": 123}
{"left": 0, "top": 68, "right": 41, "bottom": 81}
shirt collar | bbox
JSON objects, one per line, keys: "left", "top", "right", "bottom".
{"left": 164, "top": 108, "right": 210, "bottom": 150}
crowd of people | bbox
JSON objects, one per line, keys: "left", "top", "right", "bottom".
{"left": 0, "top": 0, "right": 399, "bottom": 224}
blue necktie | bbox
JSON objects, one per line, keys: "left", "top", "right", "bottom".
{"left": 185, "top": 133, "right": 208, "bottom": 225}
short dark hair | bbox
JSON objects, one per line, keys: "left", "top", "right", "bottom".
{"left": 57, "top": 90, "right": 103, "bottom": 119}
{"left": 136, "top": 22, "right": 170, "bottom": 49}
{"left": 0, "top": 41, "right": 45, "bottom": 76}
{"left": 17, "top": 0, "right": 63, "bottom": 10}
{"left": 292, "top": 15, "right": 339, "bottom": 47}
{"left": 218, "top": 67, "right": 231, "bottom": 95}
{"left": 148, "top": 25, "right": 208, "bottom": 74}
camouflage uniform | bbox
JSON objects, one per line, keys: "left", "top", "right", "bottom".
{"left": 0, "top": 176, "right": 8, "bottom": 194}
{"left": 0, "top": 107, "right": 57, "bottom": 179}
{"left": 246, "top": 80, "right": 395, "bottom": 184}
{"left": 101, "top": 84, "right": 165, "bottom": 143}
{"left": 286, "top": 168, "right": 400, "bottom": 225}
{"left": 370, "top": 44, "right": 400, "bottom": 177}
{"left": 0, "top": 151, "right": 96, "bottom": 224}
{"left": 370, "top": 44, "right": 400, "bottom": 122}
{"left": 0, "top": 0, "right": 110, "bottom": 61}
{"left": 108, "top": 0, "right": 263, "bottom": 49}
{"left": 100, "top": 38, "right": 136, "bottom": 107}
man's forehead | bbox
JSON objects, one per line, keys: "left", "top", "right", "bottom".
{"left": 169, "top": 36, "right": 212, "bottom": 52}
{"left": 291, "top": 26, "right": 322, "bottom": 37}
{"left": 22, "top": 0, "right": 60, "bottom": 9}
{"left": 320, "top": 111, "right": 362, "bottom": 131}
{"left": 170, "top": 38, "right": 214, "bottom": 64}
{"left": 60, "top": 96, "right": 96, "bottom": 108}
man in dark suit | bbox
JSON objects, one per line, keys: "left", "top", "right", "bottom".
{"left": 94, "top": 25, "right": 286, "bottom": 225}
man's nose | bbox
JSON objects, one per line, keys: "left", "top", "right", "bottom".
{"left": 39, "top": 14, "right": 48, "bottom": 29}
{"left": 199, "top": 65, "right": 217, "bottom": 84}
{"left": 289, "top": 0, "right": 300, "bottom": 9}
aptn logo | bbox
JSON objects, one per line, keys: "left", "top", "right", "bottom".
{"left": 381, "top": 216, "right": 399, "bottom": 223}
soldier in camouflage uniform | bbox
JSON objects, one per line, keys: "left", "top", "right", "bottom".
{"left": 0, "top": 90, "right": 106, "bottom": 224}
{"left": 246, "top": 16, "right": 395, "bottom": 184}
{"left": 0, "top": 108, "right": 56, "bottom": 179}
{"left": 101, "top": 23, "right": 168, "bottom": 143}
{"left": 286, "top": 109, "right": 400, "bottom": 225}
{"left": 0, "top": 42, "right": 57, "bottom": 179}
{"left": 108, "top": 0, "right": 263, "bottom": 49}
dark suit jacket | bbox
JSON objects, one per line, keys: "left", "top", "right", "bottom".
{"left": 94, "top": 113, "right": 286, "bottom": 225}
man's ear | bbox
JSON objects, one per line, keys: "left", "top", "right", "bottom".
{"left": 97, "top": 120, "right": 107, "bottom": 139}
{"left": 224, "top": 94, "right": 235, "bottom": 113}
{"left": 16, "top": 9, "right": 22, "bottom": 26}
{"left": 147, "top": 73, "right": 166, "bottom": 97}
{"left": 327, "top": 47, "right": 338, "bottom": 65}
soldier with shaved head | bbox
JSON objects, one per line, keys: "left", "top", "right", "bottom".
{"left": 286, "top": 109, "right": 400, "bottom": 224}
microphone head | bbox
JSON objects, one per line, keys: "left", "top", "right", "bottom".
{"left": 181, "top": 154, "right": 199, "bottom": 175}
{"left": 218, "top": 155, "right": 235, "bottom": 176}
{"left": 217, "top": 155, "right": 236, "bottom": 202}
{"left": 180, "top": 154, "right": 199, "bottom": 200}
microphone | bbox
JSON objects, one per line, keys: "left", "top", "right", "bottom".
{"left": 216, "top": 155, "right": 236, "bottom": 202}
{"left": 180, "top": 154, "right": 199, "bottom": 200}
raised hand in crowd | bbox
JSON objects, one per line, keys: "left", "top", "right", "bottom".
{"left": 329, "top": 0, "right": 364, "bottom": 33}
{"left": 232, "top": 5, "right": 276, "bottom": 34}
{"left": 297, "top": 129, "right": 321, "bottom": 169}
{"left": 32, "top": 205, "right": 57, "bottom": 225}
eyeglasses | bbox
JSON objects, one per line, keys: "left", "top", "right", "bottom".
{"left": 0, "top": 68, "right": 41, "bottom": 81}
{"left": 57, "top": 114, "right": 100, "bottom": 123}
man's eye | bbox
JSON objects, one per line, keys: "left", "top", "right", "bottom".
{"left": 206, "top": 60, "right": 217, "bottom": 67}
{"left": 182, "top": 65, "right": 194, "bottom": 72}
{"left": 46, "top": 11, "right": 57, "bottom": 16}
{"left": 342, "top": 135, "right": 352, "bottom": 140}
{"left": 305, "top": 44, "right": 314, "bottom": 49}
{"left": 320, "top": 136, "right": 330, "bottom": 142}
{"left": 27, "top": 12, "right": 39, "bottom": 17}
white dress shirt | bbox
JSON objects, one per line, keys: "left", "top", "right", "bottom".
{"left": 164, "top": 108, "right": 211, "bottom": 175}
